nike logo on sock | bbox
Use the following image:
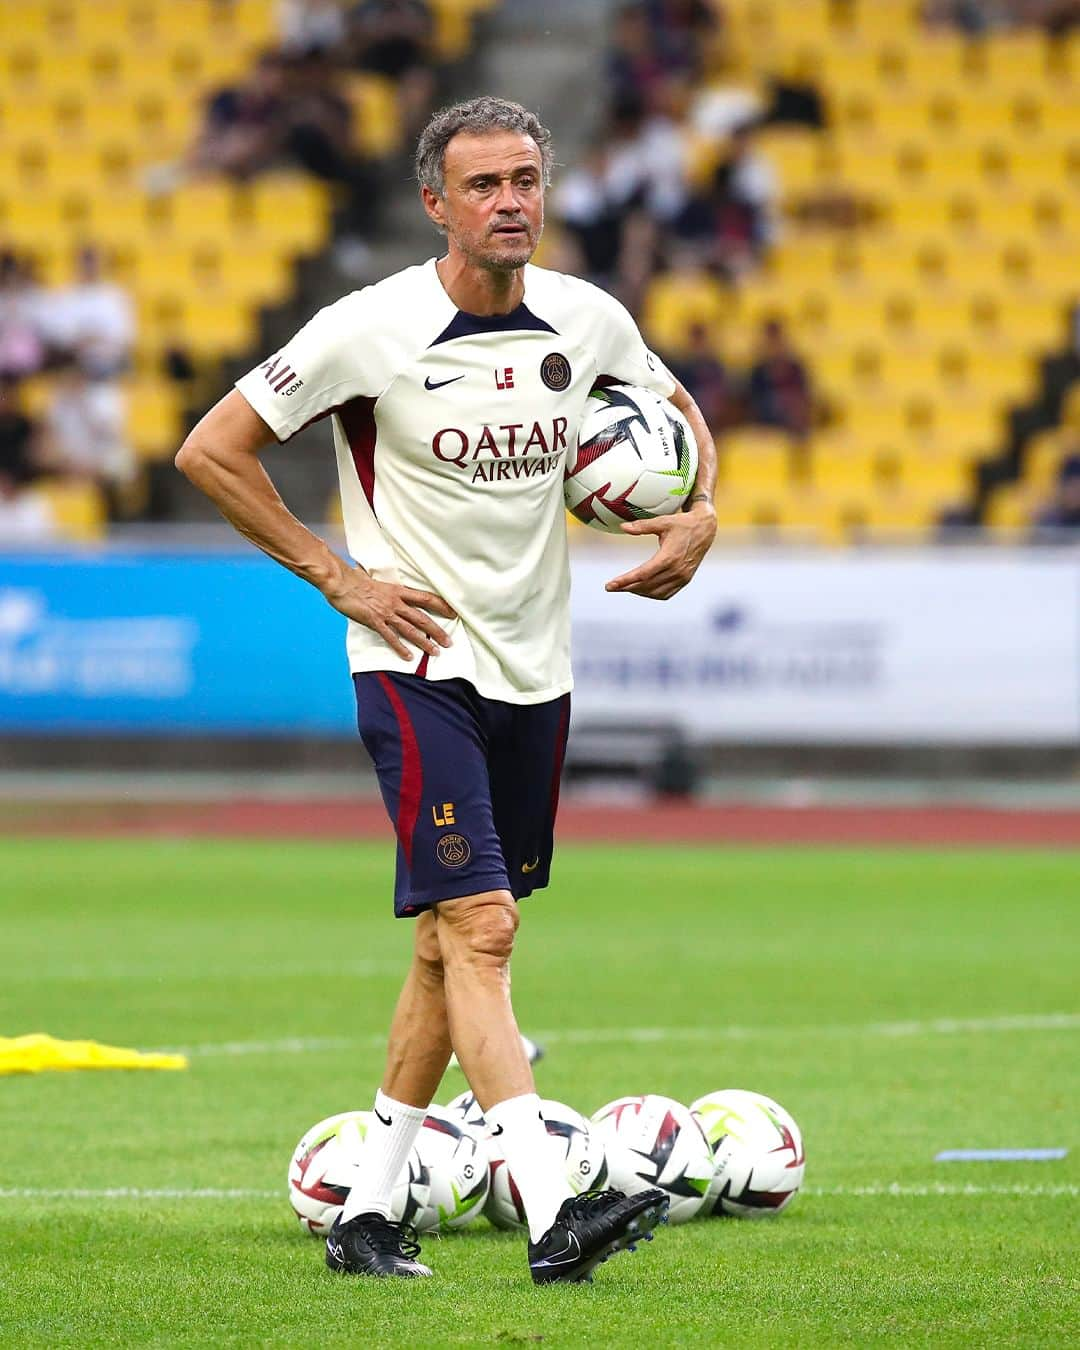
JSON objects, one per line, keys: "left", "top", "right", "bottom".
{"left": 374, "top": 1108, "right": 393, "bottom": 1127}
{"left": 424, "top": 374, "right": 465, "bottom": 390}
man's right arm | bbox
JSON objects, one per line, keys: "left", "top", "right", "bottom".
{"left": 175, "top": 389, "right": 455, "bottom": 660}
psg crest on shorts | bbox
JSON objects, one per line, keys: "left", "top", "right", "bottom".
{"left": 436, "top": 833, "right": 471, "bottom": 868}
{"left": 540, "top": 352, "right": 571, "bottom": 391}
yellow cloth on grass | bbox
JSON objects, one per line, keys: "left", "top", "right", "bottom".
{"left": 0, "top": 1034, "right": 188, "bottom": 1075}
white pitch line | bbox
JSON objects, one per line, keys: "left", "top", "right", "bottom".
{"left": 6, "top": 961, "right": 401, "bottom": 984}
{"left": 0, "top": 1188, "right": 278, "bottom": 1200}
{"left": 0, "top": 1184, "right": 1074, "bottom": 1202}
{"left": 170, "top": 1035, "right": 378, "bottom": 1058}
{"left": 159, "top": 1012, "right": 1080, "bottom": 1060}
{"left": 530, "top": 1012, "right": 1080, "bottom": 1047}
{"left": 806, "top": 1184, "right": 1078, "bottom": 1198}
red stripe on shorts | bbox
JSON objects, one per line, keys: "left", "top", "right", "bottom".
{"left": 376, "top": 672, "right": 423, "bottom": 867}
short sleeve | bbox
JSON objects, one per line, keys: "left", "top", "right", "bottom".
{"left": 592, "top": 289, "right": 677, "bottom": 399}
{"left": 234, "top": 292, "right": 381, "bottom": 441}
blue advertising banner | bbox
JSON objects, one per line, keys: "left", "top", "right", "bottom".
{"left": 0, "top": 552, "right": 357, "bottom": 734}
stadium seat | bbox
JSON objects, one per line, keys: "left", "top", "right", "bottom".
{"left": 30, "top": 478, "right": 107, "bottom": 540}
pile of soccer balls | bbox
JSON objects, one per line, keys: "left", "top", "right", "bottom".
{"left": 288, "top": 1088, "right": 805, "bottom": 1237}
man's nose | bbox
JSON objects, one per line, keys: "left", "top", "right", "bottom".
{"left": 494, "top": 180, "right": 520, "bottom": 212}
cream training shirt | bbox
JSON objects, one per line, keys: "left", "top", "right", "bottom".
{"left": 235, "top": 259, "right": 676, "bottom": 705}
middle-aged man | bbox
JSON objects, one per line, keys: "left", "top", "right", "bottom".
{"left": 176, "top": 95, "right": 717, "bottom": 1285}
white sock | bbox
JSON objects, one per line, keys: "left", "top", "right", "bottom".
{"left": 486, "top": 1093, "right": 573, "bottom": 1243}
{"left": 341, "top": 1090, "right": 427, "bottom": 1222}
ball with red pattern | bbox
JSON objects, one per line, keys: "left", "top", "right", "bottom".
{"left": 564, "top": 383, "right": 697, "bottom": 532}
{"left": 591, "top": 1093, "right": 712, "bottom": 1224}
{"left": 287, "top": 1110, "right": 384, "bottom": 1236}
{"left": 690, "top": 1089, "right": 806, "bottom": 1218}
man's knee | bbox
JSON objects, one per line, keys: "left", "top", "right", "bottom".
{"left": 436, "top": 892, "right": 519, "bottom": 966}
{"left": 413, "top": 912, "right": 443, "bottom": 980}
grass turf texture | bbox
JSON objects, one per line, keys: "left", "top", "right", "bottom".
{"left": 0, "top": 838, "right": 1076, "bottom": 1348}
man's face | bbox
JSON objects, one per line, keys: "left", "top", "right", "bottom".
{"left": 424, "top": 130, "right": 544, "bottom": 273}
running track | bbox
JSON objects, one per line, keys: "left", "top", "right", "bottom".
{"left": 4, "top": 797, "right": 1079, "bottom": 847}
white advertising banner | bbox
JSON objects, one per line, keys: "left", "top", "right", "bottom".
{"left": 569, "top": 550, "right": 1080, "bottom": 744}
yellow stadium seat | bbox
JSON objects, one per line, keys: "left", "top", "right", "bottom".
{"left": 985, "top": 482, "right": 1040, "bottom": 531}
{"left": 719, "top": 430, "right": 795, "bottom": 493}
{"left": 31, "top": 479, "right": 107, "bottom": 541}
{"left": 712, "top": 489, "right": 774, "bottom": 534}
{"left": 346, "top": 73, "right": 403, "bottom": 160}
{"left": 866, "top": 492, "right": 938, "bottom": 536}
{"left": 966, "top": 31, "right": 1050, "bottom": 93}
{"left": 892, "top": 447, "right": 975, "bottom": 498}
{"left": 642, "top": 269, "right": 732, "bottom": 356}
{"left": 126, "top": 377, "right": 183, "bottom": 460}
{"left": 1025, "top": 430, "right": 1077, "bottom": 489}
{"left": 774, "top": 489, "right": 855, "bottom": 547}
{"left": 807, "top": 439, "right": 879, "bottom": 496}
{"left": 248, "top": 174, "right": 331, "bottom": 251}
{"left": 755, "top": 128, "right": 823, "bottom": 203}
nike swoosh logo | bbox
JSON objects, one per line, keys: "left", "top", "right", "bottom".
{"left": 522, "top": 857, "right": 540, "bottom": 874}
{"left": 424, "top": 374, "right": 465, "bottom": 390}
{"left": 537, "top": 1231, "right": 581, "bottom": 1267}
{"left": 374, "top": 1109, "right": 393, "bottom": 1127}
{"left": 490, "top": 1123, "right": 504, "bottom": 1136}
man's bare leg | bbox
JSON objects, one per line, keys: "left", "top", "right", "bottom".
{"left": 339, "top": 912, "right": 450, "bottom": 1224}
{"left": 435, "top": 890, "right": 569, "bottom": 1241}
{"left": 434, "top": 890, "right": 533, "bottom": 1107}
{"left": 381, "top": 910, "right": 453, "bottom": 1106}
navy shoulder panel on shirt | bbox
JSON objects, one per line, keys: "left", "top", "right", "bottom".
{"left": 430, "top": 302, "right": 558, "bottom": 347}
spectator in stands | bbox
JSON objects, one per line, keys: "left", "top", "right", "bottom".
{"left": 747, "top": 317, "right": 812, "bottom": 438}
{"left": 926, "top": 0, "right": 1080, "bottom": 32}
{"left": 665, "top": 321, "right": 739, "bottom": 432}
{"left": 347, "top": 0, "right": 435, "bottom": 139}
{"left": 189, "top": 51, "right": 291, "bottom": 180}
{"left": 43, "top": 245, "right": 134, "bottom": 379}
{"left": 552, "top": 139, "right": 628, "bottom": 289}
{"left": 553, "top": 91, "right": 688, "bottom": 306}
{"left": 0, "top": 375, "right": 41, "bottom": 486}
{"left": 281, "top": 47, "right": 382, "bottom": 266}
{"left": 0, "top": 250, "right": 48, "bottom": 381}
{"left": 0, "top": 471, "right": 53, "bottom": 543}
{"left": 715, "top": 124, "right": 780, "bottom": 252}
{"left": 608, "top": 2, "right": 672, "bottom": 108}
{"left": 922, "top": 0, "right": 996, "bottom": 33}
{"left": 642, "top": 0, "right": 722, "bottom": 86}
{"left": 1033, "top": 453, "right": 1080, "bottom": 534}
{"left": 278, "top": 0, "right": 348, "bottom": 53}
{"left": 38, "top": 359, "right": 133, "bottom": 497}
{"left": 673, "top": 124, "right": 779, "bottom": 278}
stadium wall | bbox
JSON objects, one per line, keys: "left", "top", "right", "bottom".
{"left": 0, "top": 543, "right": 1077, "bottom": 756}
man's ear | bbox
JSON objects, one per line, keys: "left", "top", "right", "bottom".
{"left": 420, "top": 185, "right": 445, "bottom": 231}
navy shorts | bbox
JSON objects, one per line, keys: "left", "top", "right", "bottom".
{"left": 354, "top": 672, "right": 571, "bottom": 918}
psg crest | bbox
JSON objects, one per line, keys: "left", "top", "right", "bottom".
{"left": 436, "top": 834, "right": 471, "bottom": 868}
{"left": 540, "top": 352, "right": 571, "bottom": 391}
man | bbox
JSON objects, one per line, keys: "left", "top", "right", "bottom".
{"left": 176, "top": 96, "right": 717, "bottom": 1283}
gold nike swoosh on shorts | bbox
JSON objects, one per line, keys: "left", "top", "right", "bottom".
{"left": 521, "top": 857, "right": 540, "bottom": 873}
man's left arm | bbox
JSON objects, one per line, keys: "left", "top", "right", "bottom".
{"left": 605, "top": 379, "right": 717, "bottom": 600}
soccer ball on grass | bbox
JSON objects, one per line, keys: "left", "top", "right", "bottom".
{"left": 287, "top": 1105, "right": 489, "bottom": 1236}
{"left": 690, "top": 1088, "right": 805, "bottom": 1217}
{"left": 591, "top": 1093, "right": 712, "bottom": 1224}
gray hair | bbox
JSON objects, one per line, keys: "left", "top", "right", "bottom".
{"left": 415, "top": 96, "right": 554, "bottom": 197}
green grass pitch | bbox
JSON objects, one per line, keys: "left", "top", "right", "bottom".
{"left": 1, "top": 837, "right": 1076, "bottom": 1347}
